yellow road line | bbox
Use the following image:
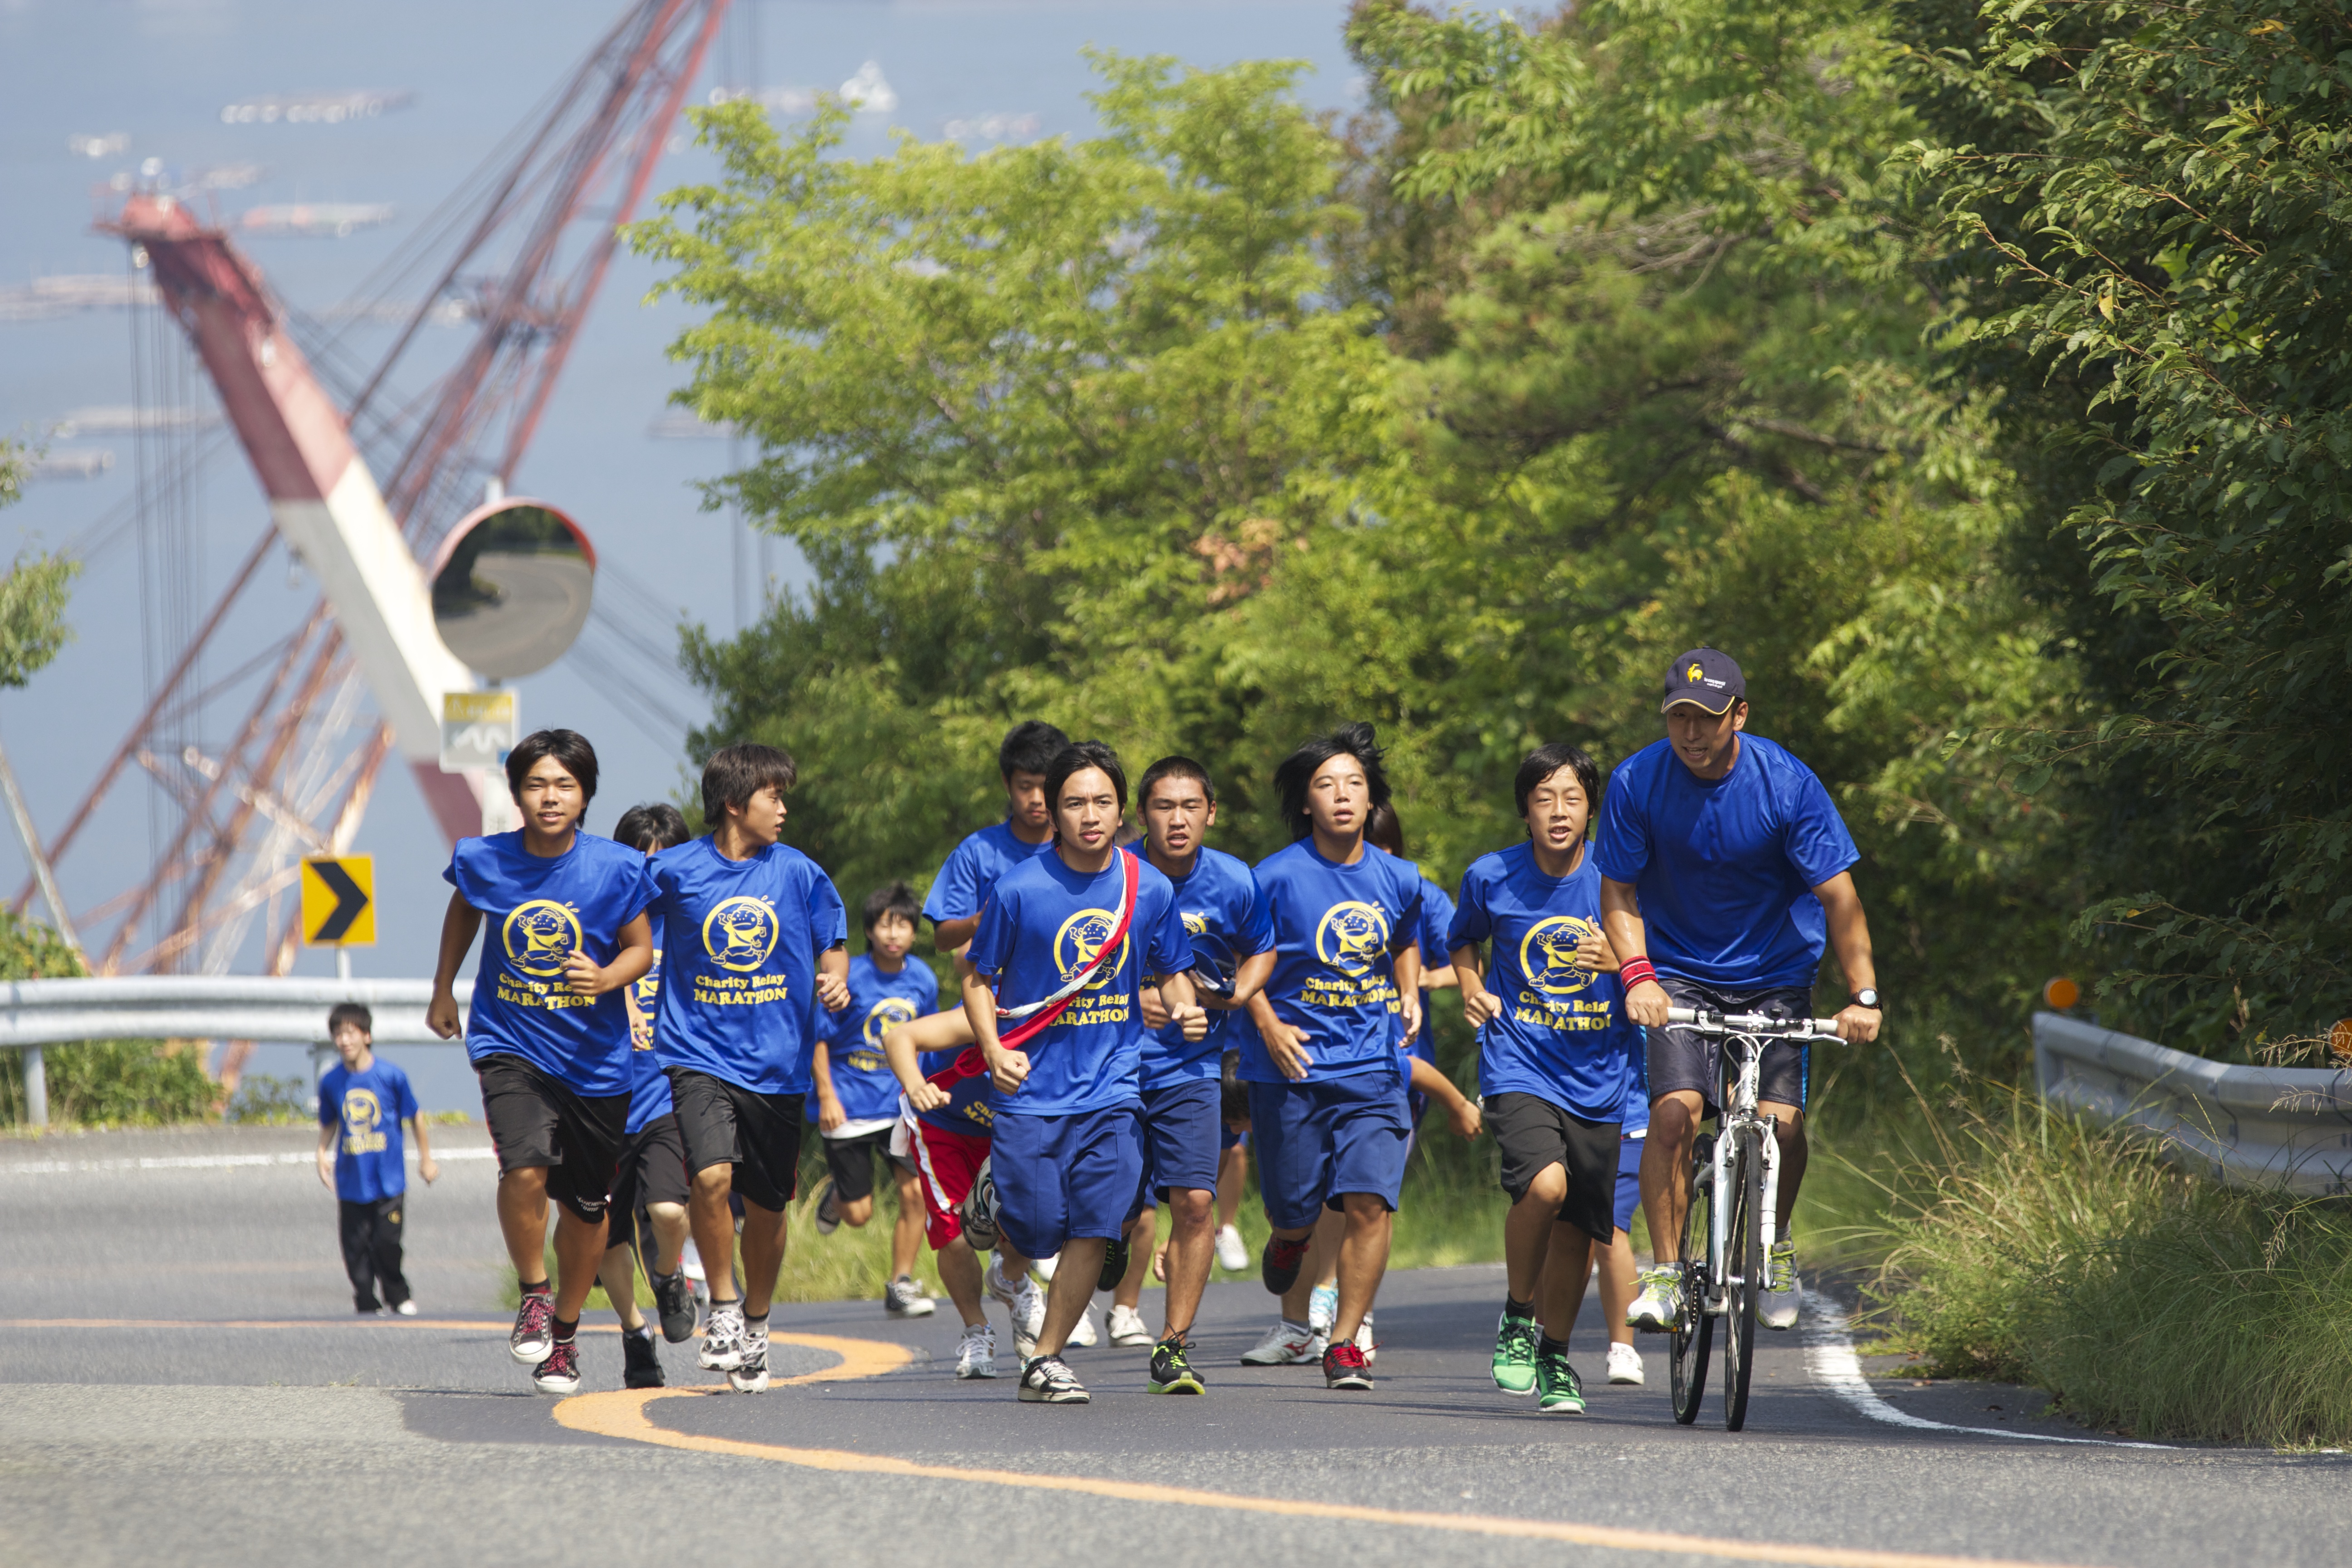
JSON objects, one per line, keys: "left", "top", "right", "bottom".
{"left": 554, "top": 1355, "right": 2106, "bottom": 1568}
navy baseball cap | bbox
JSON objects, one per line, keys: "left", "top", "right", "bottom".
{"left": 1662, "top": 647, "right": 1745, "bottom": 714}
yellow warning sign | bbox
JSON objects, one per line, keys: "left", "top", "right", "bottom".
{"left": 300, "top": 855, "right": 376, "bottom": 947}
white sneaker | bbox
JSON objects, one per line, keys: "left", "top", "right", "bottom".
{"left": 1068, "top": 1303, "right": 1100, "bottom": 1348}
{"left": 1009, "top": 1276, "right": 1046, "bottom": 1360}
{"left": 984, "top": 1257, "right": 1021, "bottom": 1309}
{"left": 699, "top": 1301, "right": 747, "bottom": 1371}
{"left": 393, "top": 1299, "right": 419, "bottom": 1317}
{"left": 1215, "top": 1224, "right": 1248, "bottom": 1273}
{"left": 1239, "top": 1319, "right": 1322, "bottom": 1365}
{"left": 1107, "top": 1303, "right": 1153, "bottom": 1347}
{"left": 955, "top": 1322, "right": 999, "bottom": 1379}
{"left": 727, "top": 1318, "right": 771, "bottom": 1393}
{"left": 1759, "top": 1239, "right": 1801, "bottom": 1330}
{"left": 1307, "top": 1282, "right": 1338, "bottom": 1334}
{"left": 1356, "top": 1311, "right": 1376, "bottom": 1365}
{"left": 682, "top": 1240, "right": 712, "bottom": 1311}
{"left": 1606, "top": 1342, "right": 1646, "bottom": 1385}
{"left": 1627, "top": 1264, "right": 1681, "bottom": 1332}
{"left": 1033, "top": 1251, "right": 1060, "bottom": 1282}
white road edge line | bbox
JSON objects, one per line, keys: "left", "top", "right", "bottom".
{"left": 1804, "top": 1296, "right": 2171, "bottom": 1450}
{"left": 0, "top": 1147, "right": 495, "bottom": 1175}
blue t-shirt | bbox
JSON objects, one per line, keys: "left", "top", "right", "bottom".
{"left": 967, "top": 849, "right": 1192, "bottom": 1117}
{"left": 813, "top": 953, "right": 941, "bottom": 1124}
{"left": 1447, "top": 842, "right": 1641, "bottom": 1121}
{"left": 1622, "top": 1040, "right": 1651, "bottom": 1136}
{"left": 915, "top": 1046, "right": 996, "bottom": 1138}
{"left": 1398, "top": 876, "right": 1457, "bottom": 1080}
{"left": 1141, "top": 846, "right": 1274, "bottom": 1090}
{"left": 1592, "top": 735, "right": 1859, "bottom": 989}
{"left": 921, "top": 819, "right": 1056, "bottom": 926}
{"left": 1242, "top": 838, "right": 1426, "bottom": 1084}
{"left": 446, "top": 830, "right": 659, "bottom": 1097}
{"left": 647, "top": 837, "right": 850, "bottom": 1095}
{"left": 319, "top": 1058, "right": 417, "bottom": 1203}
{"left": 624, "top": 948, "right": 671, "bottom": 1135}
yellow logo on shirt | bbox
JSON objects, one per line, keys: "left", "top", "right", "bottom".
{"left": 1314, "top": 901, "right": 1391, "bottom": 979}
{"left": 1182, "top": 911, "right": 1209, "bottom": 936}
{"left": 340, "top": 1087, "right": 387, "bottom": 1155}
{"left": 1052, "top": 907, "right": 1129, "bottom": 993}
{"left": 862, "top": 995, "right": 920, "bottom": 1047}
{"left": 503, "top": 900, "right": 583, "bottom": 978}
{"left": 1519, "top": 916, "right": 1601, "bottom": 998}
{"left": 703, "top": 896, "right": 781, "bottom": 972}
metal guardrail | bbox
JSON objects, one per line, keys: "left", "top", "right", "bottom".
{"left": 2033, "top": 1010, "right": 2352, "bottom": 1198}
{"left": 0, "top": 976, "right": 474, "bottom": 1049}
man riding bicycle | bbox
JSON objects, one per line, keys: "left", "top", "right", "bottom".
{"left": 1596, "top": 648, "right": 1882, "bottom": 1333}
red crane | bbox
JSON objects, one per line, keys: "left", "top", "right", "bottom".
{"left": 18, "top": 0, "right": 731, "bottom": 1084}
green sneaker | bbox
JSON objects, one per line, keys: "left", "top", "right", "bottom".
{"left": 1536, "top": 1343, "right": 1586, "bottom": 1414}
{"left": 1491, "top": 1309, "right": 1541, "bottom": 1395}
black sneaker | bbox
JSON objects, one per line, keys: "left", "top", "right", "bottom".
{"left": 510, "top": 1288, "right": 555, "bottom": 1365}
{"left": 1148, "top": 1338, "right": 1205, "bottom": 1395}
{"left": 1018, "top": 1355, "right": 1090, "bottom": 1404}
{"left": 653, "top": 1270, "right": 699, "bottom": 1344}
{"left": 622, "top": 1328, "right": 665, "bottom": 1390}
{"left": 1261, "top": 1234, "right": 1310, "bottom": 1295}
{"left": 1097, "top": 1235, "right": 1132, "bottom": 1293}
{"left": 532, "top": 1337, "right": 582, "bottom": 1396}
{"left": 813, "top": 1179, "right": 842, "bottom": 1236}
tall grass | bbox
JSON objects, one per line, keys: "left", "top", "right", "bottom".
{"left": 1842, "top": 1088, "right": 2352, "bottom": 1447}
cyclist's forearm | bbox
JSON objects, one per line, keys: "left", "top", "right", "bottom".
{"left": 1816, "top": 872, "right": 1877, "bottom": 995}
{"left": 1598, "top": 877, "right": 1649, "bottom": 961}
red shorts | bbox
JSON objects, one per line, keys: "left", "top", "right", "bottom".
{"left": 907, "top": 1118, "right": 991, "bottom": 1250}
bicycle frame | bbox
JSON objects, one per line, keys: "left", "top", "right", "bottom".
{"left": 1681, "top": 1010, "right": 1832, "bottom": 1316}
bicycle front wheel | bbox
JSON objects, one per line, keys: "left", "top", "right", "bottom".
{"left": 1669, "top": 1133, "right": 1715, "bottom": 1426}
{"left": 1721, "top": 1125, "right": 1764, "bottom": 1431}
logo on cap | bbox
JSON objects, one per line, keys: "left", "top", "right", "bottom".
{"left": 1686, "top": 662, "right": 1703, "bottom": 684}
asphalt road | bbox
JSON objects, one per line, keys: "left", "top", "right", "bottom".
{"left": 2, "top": 1125, "right": 2342, "bottom": 1568}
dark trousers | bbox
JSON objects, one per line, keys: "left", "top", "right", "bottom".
{"left": 338, "top": 1196, "right": 410, "bottom": 1311}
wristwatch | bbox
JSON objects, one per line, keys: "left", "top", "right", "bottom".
{"left": 1853, "top": 987, "right": 1882, "bottom": 1010}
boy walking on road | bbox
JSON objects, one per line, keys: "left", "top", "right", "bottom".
{"left": 316, "top": 1003, "right": 438, "bottom": 1315}
{"left": 649, "top": 743, "right": 852, "bottom": 1393}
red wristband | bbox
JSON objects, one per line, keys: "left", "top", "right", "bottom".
{"left": 1620, "top": 957, "right": 1657, "bottom": 991}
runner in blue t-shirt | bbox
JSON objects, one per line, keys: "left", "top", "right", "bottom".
{"left": 963, "top": 741, "right": 1202, "bottom": 1405}
{"left": 1596, "top": 648, "right": 1883, "bottom": 1336}
{"left": 1450, "top": 741, "right": 1639, "bottom": 1414}
{"left": 428, "top": 729, "right": 657, "bottom": 1397}
{"left": 315, "top": 1003, "right": 438, "bottom": 1315}
{"left": 809, "top": 881, "right": 941, "bottom": 1321}
{"left": 596, "top": 802, "right": 696, "bottom": 1390}
{"left": 1104, "top": 755, "right": 1273, "bottom": 1395}
{"left": 921, "top": 720, "right": 1067, "bottom": 956}
{"left": 1238, "top": 723, "right": 1424, "bottom": 1392}
{"left": 647, "top": 743, "right": 851, "bottom": 1394}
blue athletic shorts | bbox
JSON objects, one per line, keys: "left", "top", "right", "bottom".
{"left": 988, "top": 1103, "right": 1144, "bottom": 1261}
{"left": 1247, "top": 1071, "right": 1411, "bottom": 1232}
{"left": 1614, "top": 1132, "right": 1644, "bottom": 1237}
{"left": 1137, "top": 1078, "right": 1221, "bottom": 1208}
{"left": 1220, "top": 1124, "right": 1250, "bottom": 1152}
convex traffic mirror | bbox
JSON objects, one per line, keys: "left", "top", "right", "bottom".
{"left": 430, "top": 498, "right": 594, "bottom": 679}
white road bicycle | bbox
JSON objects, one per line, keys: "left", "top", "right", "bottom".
{"left": 1665, "top": 1005, "right": 1843, "bottom": 1432}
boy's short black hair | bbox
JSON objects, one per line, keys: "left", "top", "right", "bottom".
{"left": 1513, "top": 741, "right": 1603, "bottom": 820}
{"left": 612, "top": 801, "right": 690, "bottom": 853}
{"left": 701, "top": 742, "right": 798, "bottom": 827}
{"left": 1044, "top": 741, "right": 1128, "bottom": 823}
{"left": 862, "top": 880, "right": 921, "bottom": 934}
{"left": 1138, "top": 755, "right": 1216, "bottom": 807}
{"left": 999, "top": 720, "right": 1069, "bottom": 780}
{"left": 1272, "top": 721, "right": 1392, "bottom": 841}
{"left": 505, "top": 728, "right": 598, "bottom": 805}
{"left": 327, "top": 1002, "right": 372, "bottom": 1037}
{"left": 1366, "top": 801, "right": 1405, "bottom": 858}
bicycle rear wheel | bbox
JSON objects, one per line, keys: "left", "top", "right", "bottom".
{"left": 1668, "top": 1133, "right": 1715, "bottom": 1426}
{"left": 1721, "top": 1125, "right": 1764, "bottom": 1431}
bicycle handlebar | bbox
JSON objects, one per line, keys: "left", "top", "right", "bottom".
{"left": 1664, "top": 1006, "right": 1844, "bottom": 1037}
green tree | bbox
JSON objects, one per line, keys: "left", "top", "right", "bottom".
{"left": 1901, "top": 0, "right": 2352, "bottom": 1044}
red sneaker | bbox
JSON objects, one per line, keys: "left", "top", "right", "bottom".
{"left": 1261, "top": 1235, "right": 1312, "bottom": 1294}
{"left": 1323, "top": 1339, "right": 1373, "bottom": 1391}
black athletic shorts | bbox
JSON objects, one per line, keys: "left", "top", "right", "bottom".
{"left": 608, "top": 1112, "right": 691, "bottom": 1251}
{"left": 1647, "top": 976, "right": 1813, "bottom": 1115}
{"left": 668, "top": 1068, "right": 804, "bottom": 1212}
{"left": 823, "top": 1127, "right": 912, "bottom": 1205}
{"left": 475, "top": 1054, "right": 631, "bottom": 1226}
{"left": 1486, "top": 1091, "right": 1621, "bottom": 1243}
